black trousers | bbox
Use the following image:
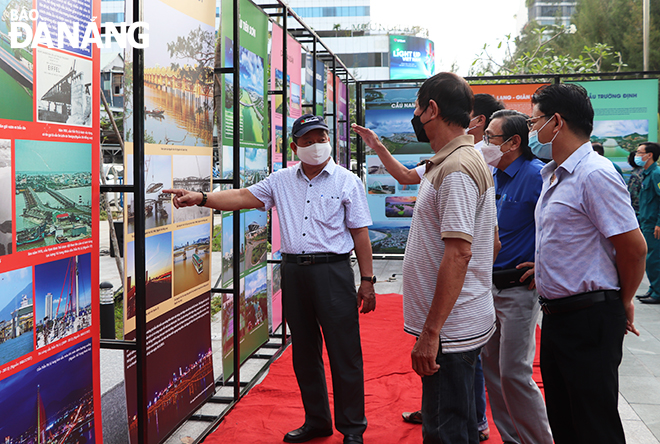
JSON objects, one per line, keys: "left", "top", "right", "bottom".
{"left": 282, "top": 257, "right": 367, "bottom": 436}
{"left": 540, "top": 297, "right": 626, "bottom": 444}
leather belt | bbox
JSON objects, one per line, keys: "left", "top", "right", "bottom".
{"left": 282, "top": 253, "right": 349, "bottom": 266}
{"left": 539, "top": 290, "right": 620, "bottom": 315}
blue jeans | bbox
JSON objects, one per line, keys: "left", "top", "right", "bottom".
{"left": 422, "top": 346, "right": 482, "bottom": 444}
{"left": 474, "top": 356, "right": 488, "bottom": 432}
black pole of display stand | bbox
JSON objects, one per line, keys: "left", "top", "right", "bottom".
{"left": 280, "top": 9, "right": 288, "bottom": 347}
{"left": 355, "top": 81, "right": 364, "bottom": 180}
{"left": 232, "top": 0, "right": 242, "bottom": 402}
{"left": 346, "top": 71, "right": 351, "bottom": 170}
{"left": 312, "top": 39, "right": 317, "bottom": 114}
{"left": 332, "top": 58, "right": 337, "bottom": 160}
{"left": 132, "top": 0, "right": 149, "bottom": 439}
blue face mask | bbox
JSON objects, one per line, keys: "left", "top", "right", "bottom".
{"left": 528, "top": 116, "right": 560, "bottom": 160}
{"left": 635, "top": 155, "right": 647, "bottom": 167}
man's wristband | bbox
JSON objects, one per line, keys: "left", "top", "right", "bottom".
{"left": 197, "top": 191, "right": 207, "bottom": 207}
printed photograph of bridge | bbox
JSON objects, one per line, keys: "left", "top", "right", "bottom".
{"left": 128, "top": 0, "right": 214, "bottom": 147}
{"left": 0, "top": 139, "right": 11, "bottom": 255}
{"left": 125, "top": 232, "right": 173, "bottom": 319}
{"left": 126, "top": 154, "right": 172, "bottom": 234}
{"left": 36, "top": 48, "right": 92, "bottom": 127}
{"left": 0, "top": 266, "right": 33, "bottom": 367}
{"left": 173, "top": 222, "right": 211, "bottom": 296}
{"left": 14, "top": 140, "right": 92, "bottom": 252}
{"left": 172, "top": 154, "right": 212, "bottom": 223}
{"left": 34, "top": 253, "right": 92, "bottom": 349}
{"left": 0, "top": 339, "right": 96, "bottom": 444}
{"left": 0, "top": 0, "right": 33, "bottom": 122}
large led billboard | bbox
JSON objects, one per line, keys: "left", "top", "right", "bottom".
{"left": 389, "top": 35, "right": 435, "bottom": 79}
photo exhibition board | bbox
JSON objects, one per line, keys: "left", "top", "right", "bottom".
{"left": 0, "top": 0, "right": 102, "bottom": 441}
{"left": 363, "top": 83, "right": 549, "bottom": 255}
{"left": 220, "top": 0, "right": 270, "bottom": 382}
{"left": 568, "top": 79, "right": 659, "bottom": 175}
{"left": 121, "top": 0, "right": 216, "bottom": 441}
{"left": 269, "top": 22, "right": 302, "bottom": 330}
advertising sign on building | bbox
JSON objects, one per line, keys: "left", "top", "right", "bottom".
{"left": 122, "top": 0, "right": 216, "bottom": 441}
{"left": 389, "top": 35, "right": 435, "bottom": 80}
{"left": 0, "top": 0, "right": 102, "bottom": 441}
{"left": 220, "top": 0, "right": 270, "bottom": 381}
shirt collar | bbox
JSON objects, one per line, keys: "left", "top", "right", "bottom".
{"left": 643, "top": 162, "right": 658, "bottom": 176}
{"left": 426, "top": 135, "right": 474, "bottom": 173}
{"left": 540, "top": 141, "right": 592, "bottom": 181}
{"left": 295, "top": 157, "right": 336, "bottom": 179}
{"left": 500, "top": 155, "right": 526, "bottom": 178}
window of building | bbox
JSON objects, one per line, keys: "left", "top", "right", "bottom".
{"left": 112, "top": 73, "right": 123, "bottom": 96}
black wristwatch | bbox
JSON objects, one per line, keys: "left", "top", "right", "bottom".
{"left": 197, "top": 191, "right": 207, "bottom": 207}
{"left": 361, "top": 275, "right": 376, "bottom": 284}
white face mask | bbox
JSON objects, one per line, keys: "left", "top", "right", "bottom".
{"left": 296, "top": 141, "right": 332, "bottom": 165}
{"left": 482, "top": 138, "right": 512, "bottom": 168}
{"left": 466, "top": 116, "right": 480, "bottom": 134}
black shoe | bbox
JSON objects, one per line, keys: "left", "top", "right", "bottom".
{"left": 283, "top": 424, "right": 333, "bottom": 443}
{"left": 636, "top": 289, "right": 653, "bottom": 299}
{"left": 640, "top": 296, "right": 660, "bottom": 304}
{"left": 343, "top": 434, "right": 363, "bottom": 444}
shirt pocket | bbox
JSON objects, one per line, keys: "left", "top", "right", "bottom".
{"left": 313, "top": 195, "right": 344, "bottom": 226}
{"left": 499, "top": 201, "right": 534, "bottom": 232}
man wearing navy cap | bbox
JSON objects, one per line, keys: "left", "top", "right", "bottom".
{"left": 164, "top": 114, "right": 375, "bottom": 444}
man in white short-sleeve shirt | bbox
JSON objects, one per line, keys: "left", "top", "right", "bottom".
{"left": 164, "top": 115, "right": 375, "bottom": 444}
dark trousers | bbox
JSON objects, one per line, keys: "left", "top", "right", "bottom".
{"left": 282, "top": 258, "right": 367, "bottom": 436}
{"left": 422, "top": 346, "right": 481, "bottom": 444}
{"left": 540, "top": 298, "right": 626, "bottom": 444}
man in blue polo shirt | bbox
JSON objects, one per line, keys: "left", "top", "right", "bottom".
{"left": 635, "top": 142, "right": 660, "bottom": 304}
{"left": 480, "top": 110, "right": 553, "bottom": 444}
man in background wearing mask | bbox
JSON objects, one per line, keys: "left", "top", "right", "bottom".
{"left": 404, "top": 72, "right": 498, "bottom": 443}
{"left": 480, "top": 110, "right": 552, "bottom": 444}
{"left": 164, "top": 114, "right": 375, "bottom": 444}
{"left": 470, "top": 94, "right": 506, "bottom": 163}
{"left": 529, "top": 84, "right": 646, "bottom": 443}
{"left": 634, "top": 142, "right": 660, "bottom": 304}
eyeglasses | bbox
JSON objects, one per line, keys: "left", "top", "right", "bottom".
{"left": 483, "top": 134, "right": 506, "bottom": 145}
{"left": 526, "top": 115, "right": 552, "bottom": 131}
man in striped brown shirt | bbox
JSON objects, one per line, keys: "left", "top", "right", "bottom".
{"left": 403, "top": 72, "right": 499, "bottom": 444}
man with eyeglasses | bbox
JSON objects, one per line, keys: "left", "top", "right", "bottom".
{"left": 634, "top": 142, "right": 660, "bottom": 304}
{"left": 528, "top": 84, "right": 646, "bottom": 444}
{"left": 479, "top": 110, "right": 553, "bottom": 444}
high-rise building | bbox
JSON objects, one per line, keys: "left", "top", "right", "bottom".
{"left": 45, "top": 293, "right": 53, "bottom": 321}
{"left": 526, "top": 0, "right": 577, "bottom": 28}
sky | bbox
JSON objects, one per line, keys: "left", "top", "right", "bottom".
{"left": 370, "top": 0, "right": 526, "bottom": 75}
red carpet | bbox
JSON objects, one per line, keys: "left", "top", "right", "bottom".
{"left": 204, "top": 294, "right": 543, "bottom": 443}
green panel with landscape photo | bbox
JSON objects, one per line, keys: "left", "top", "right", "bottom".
{"left": 570, "top": 79, "right": 659, "bottom": 171}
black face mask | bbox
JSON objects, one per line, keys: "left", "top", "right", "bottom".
{"left": 411, "top": 109, "right": 430, "bottom": 143}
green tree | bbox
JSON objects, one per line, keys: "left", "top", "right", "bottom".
{"left": 470, "top": 24, "right": 626, "bottom": 78}
{"left": 570, "top": 0, "right": 660, "bottom": 71}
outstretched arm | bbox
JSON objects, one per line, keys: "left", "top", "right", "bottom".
{"left": 163, "top": 188, "right": 264, "bottom": 212}
{"left": 352, "top": 123, "right": 422, "bottom": 185}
